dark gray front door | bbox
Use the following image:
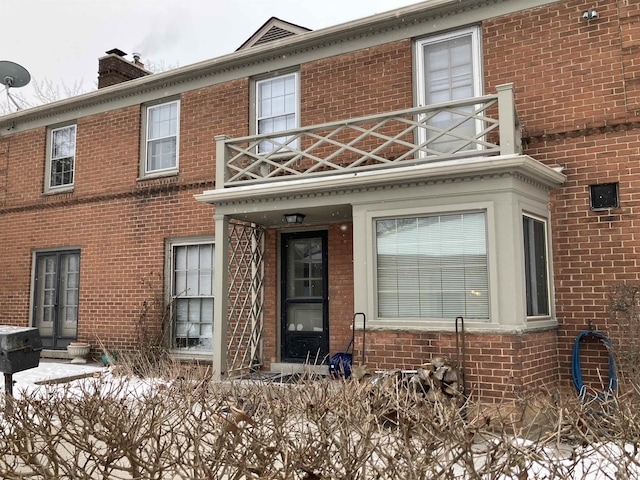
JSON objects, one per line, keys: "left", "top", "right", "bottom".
{"left": 33, "top": 251, "right": 80, "bottom": 349}
{"left": 281, "top": 231, "right": 328, "bottom": 363}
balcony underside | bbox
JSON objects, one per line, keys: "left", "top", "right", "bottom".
{"left": 197, "top": 154, "right": 566, "bottom": 227}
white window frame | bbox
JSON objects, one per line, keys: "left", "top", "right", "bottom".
{"left": 415, "top": 26, "right": 483, "bottom": 156}
{"left": 255, "top": 71, "right": 299, "bottom": 154}
{"left": 45, "top": 124, "right": 76, "bottom": 193}
{"left": 523, "top": 213, "right": 551, "bottom": 319}
{"left": 167, "top": 237, "right": 215, "bottom": 353}
{"left": 143, "top": 99, "right": 180, "bottom": 176}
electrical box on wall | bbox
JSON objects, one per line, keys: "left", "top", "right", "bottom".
{"left": 590, "top": 183, "right": 619, "bottom": 211}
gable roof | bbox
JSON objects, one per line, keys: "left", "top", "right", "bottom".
{"left": 236, "top": 17, "right": 311, "bottom": 51}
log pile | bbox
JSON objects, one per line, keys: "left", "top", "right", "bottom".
{"left": 355, "top": 357, "right": 464, "bottom": 402}
{"left": 415, "top": 356, "right": 464, "bottom": 401}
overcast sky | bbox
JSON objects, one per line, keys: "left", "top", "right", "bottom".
{"left": 1, "top": 0, "right": 422, "bottom": 108}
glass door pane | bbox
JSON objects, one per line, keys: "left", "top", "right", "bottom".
{"left": 33, "top": 251, "right": 80, "bottom": 348}
{"left": 59, "top": 253, "right": 80, "bottom": 337}
{"left": 281, "top": 231, "right": 328, "bottom": 362}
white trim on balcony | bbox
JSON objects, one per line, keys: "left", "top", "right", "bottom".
{"left": 196, "top": 154, "right": 565, "bottom": 205}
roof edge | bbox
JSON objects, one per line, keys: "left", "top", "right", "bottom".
{"left": 0, "top": 0, "right": 561, "bottom": 132}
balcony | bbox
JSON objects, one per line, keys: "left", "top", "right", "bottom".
{"left": 216, "top": 83, "right": 520, "bottom": 189}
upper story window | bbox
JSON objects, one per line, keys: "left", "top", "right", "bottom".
{"left": 523, "top": 214, "right": 550, "bottom": 317}
{"left": 256, "top": 72, "right": 299, "bottom": 154}
{"left": 415, "top": 27, "right": 482, "bottom": 155}
{"left": 376, "top": 211, "right": 488, "bottom": 320}
{"left": 46, "top": 124, "right": 76, "bottom": 192}
{"left": 144, "top": 100, "right": 180, "bottom": 175}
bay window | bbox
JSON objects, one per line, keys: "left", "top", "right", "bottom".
{"left": 376, "top": 211, "right": 488, "bottom": 320}
{"left": 523, "top": 214, "right": 550, "bottom": 317}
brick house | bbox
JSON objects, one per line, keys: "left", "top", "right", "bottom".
{"left": 0, "top": 0, "right": 638, "bottom": 402}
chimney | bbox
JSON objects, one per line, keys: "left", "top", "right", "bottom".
{"left": 97, "top": 48, "right": 151, "bottom": 89}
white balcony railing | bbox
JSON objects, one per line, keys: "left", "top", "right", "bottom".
{"left": 216, "top": 83, "right": 520, "bottom": 188}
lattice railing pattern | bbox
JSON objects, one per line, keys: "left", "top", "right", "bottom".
{"left": 226, "top": 221, "right": 265, "bottom": 374}
{"left": 217, "top": 84, "right": 520, "bottom": 188}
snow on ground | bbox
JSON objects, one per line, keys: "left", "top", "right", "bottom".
{"left": 1, "top": 359, "right": 169, "bottom": 402}
{"left": 0, "top": 359, "right": 106, "bottom": 398}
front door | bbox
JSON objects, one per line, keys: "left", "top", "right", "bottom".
{"left": 33, "top": 251, "right": 80, "bottom": 349}
{"left": 281, "top": 231, "right": 329, "bottom": 363}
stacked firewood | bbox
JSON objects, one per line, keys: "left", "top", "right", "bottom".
{"left": 353, "top": 356, "right": 464, "bottom": 402}
{"left": 414, "top": 356, "right": 464, "bottom": 401}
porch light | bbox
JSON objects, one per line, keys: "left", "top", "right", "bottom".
{"left": 284, "top": 213, "right": 305, "bottom": 225}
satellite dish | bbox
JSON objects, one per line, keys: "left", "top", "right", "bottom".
{"left": 0, "top": 60, "right": 31, "bottom": 111}
{"left": 0, "top": 61, "right": 31, "bottom": 88}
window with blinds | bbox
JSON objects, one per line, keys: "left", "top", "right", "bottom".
{"left": 376, "top": 211, "right": 488, "bottom": 319}
{"left": 256, "top": 72, "right": 299, "bottom": 154}
{"left": 416, "top": 27, "right": 482, "bottom": 155}
{"left": 171, "top": 242, "right": 214, "bottom": 351}
{"left": 145, "top": 100, "right": 180, "bottom": 174}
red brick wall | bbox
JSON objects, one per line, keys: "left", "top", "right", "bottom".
{"left": 484, "top": 0, "right": 640, "bottom": 386}
{"left": 357, "top": 329, "right": 558, "bottom": 403}
{"left": 181, "top": 78, "right": 249, "bottom": 185}
{"left": 0, "top": 88, "right": 240, "bottom": 349}
{"left": 0, "top": 189, "right": 215, "bottom": 350}
{"left": 1, "top": 128, "right": 46, "bottom": 204}
{"left": 327, "top": 223, "right": 355, "bottom": 354}
{"left": 484, "top": 0, "right": 633, "bottom": 134}
{"left": 301, "top": 40, "right": 413, "bottom": 124}
{"left": 262, "top": 228, "right": 278, "bottom": 365}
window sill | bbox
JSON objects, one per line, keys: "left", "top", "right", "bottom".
{"left": 136, "top": 171, "right": 179, "bottom": 189}
{"left": 137, "top": 170, "right": 179, "bottom": 182}
{"left": 43, "top": 186, "right": 74, "bottom": 196}
{"left": 361, "top": 318, "right": 557, "bottom": 334}
{"left": 170, "top": 350, "right": 213, "bottom": 363}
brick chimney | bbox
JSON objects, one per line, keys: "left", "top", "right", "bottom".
{"left": 97, "top": 48, "right": 151, "bottom": 89}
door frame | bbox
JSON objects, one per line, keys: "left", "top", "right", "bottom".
{"left": 280, "top": 230, "right": 329, "bottom": 363}
{"left": 32, "top": 249, "right": 80, "bottom": 349}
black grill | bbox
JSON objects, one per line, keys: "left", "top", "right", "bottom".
{"left": 0, "top": 326, "right": 43, "bottom": 375}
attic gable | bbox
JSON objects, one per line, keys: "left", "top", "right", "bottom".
{"left": 237, "top": 17, "right": 311, "bottom": 51}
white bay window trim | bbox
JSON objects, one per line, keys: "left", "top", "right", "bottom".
{"left": 352, "top": 181, "right": 559, "bottom": 332}
{"left": 355, "top": 199, "right": 499, "bottom": 330}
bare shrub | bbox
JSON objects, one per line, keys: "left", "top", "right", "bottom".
{"left": 0, "top": 366, "right": 639, "bottom": 479}
{"left": 608, "top": 283, "right": 640, "bottom": 382}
